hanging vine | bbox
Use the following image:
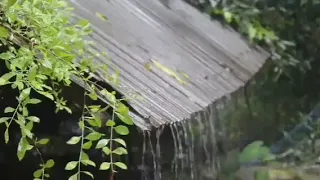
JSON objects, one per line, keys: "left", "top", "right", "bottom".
{"left": 0, "top": 0, "right": 133, "bottom": 179}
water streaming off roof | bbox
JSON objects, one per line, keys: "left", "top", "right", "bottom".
{"left": 68, "top": 0, "right": 270, "bottom": 179}
{"left": 139, "top": 98, "right": 230, "bottom": 179}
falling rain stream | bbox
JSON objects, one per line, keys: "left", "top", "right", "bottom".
{"left": 138, "top": 101, "right": 226, "bottom": 180}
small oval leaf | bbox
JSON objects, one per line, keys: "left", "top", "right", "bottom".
{"left": 33, "top": 169, "right": 43, "bottom": 178}
{"left": 96, "top": 139, "right": 109, "bottom": 149}
{"left": 27, "top": 116, "right": 40, "bottom": 123}
{"left": 4, "top": 107, "right": 15, "bottom": 113}
{"left": 114, "top": 125, "right": 129, "bottom": 135}
{"left": 99, "top": 162, "right": 110, "bottom": 170}
{"left": 82, "top": 171, "right": 94, "bottom": 179}
{"left": 45, "top": 159, "right": 55, "bottom": 168}
{"left": 85, "top": 132, "right": 102, "bottom": 141}
{"left": 105, "top": 120, "right": 115, "bottom": 127}
{"left": 81, "top": 159, "right": 96, "bottom": 167}
{"left": 68, "top": 173, "right": 78, "bottom": 180}
{"left": 37, "top": 138, "right": 50, "bottom": 145}
{"left": 83, "top": 141, "right": 92, "bottom": 149}
{"left": 65, "top": 161, "right": 78, "bottom": 170}
{"left": 28, "top": 98, "right": 41, "bottom": 104}
{"left": 114, "top": 162, "right": 127, "bottom": 170}
{"left": 66, "top": 136, "right": 81, "bottom": 145}
{"left": 102, "top": 147, "right": 111, "bottom": 155}
{"left": 112, "top": 147, "right": 128, "bottom": 155}
{"left": 0, "top": 117, "right": 9, "bottom": 124}
{"left": 114, "top": 138, "right": 126, "bottom": 147}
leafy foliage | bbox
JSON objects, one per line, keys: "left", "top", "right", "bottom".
{"left": 0, "top": 0, "right": 133, "bottom": 179}
{"left": 210, "top": 0, "right": 320, "bottom": 79}
{"left": 238, "top": 141, "right": 273, "bottom": 164}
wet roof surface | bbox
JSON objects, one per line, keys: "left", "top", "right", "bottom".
{"left": 69, "top": 0, "right": 270, "bottom": 130}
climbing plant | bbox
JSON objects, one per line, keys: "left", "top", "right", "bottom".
{"left": 0, "top": 0, "right": 133, "bottom": 179}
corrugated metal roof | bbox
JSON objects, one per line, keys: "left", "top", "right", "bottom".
{"left": 69, "top": 0, "right": 270, "bottom": 130}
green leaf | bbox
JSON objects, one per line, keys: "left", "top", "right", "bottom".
{"left": 0, "top": 27, "right": 9, "bottom": 38}
{"left": 116, "top": 112, "right": 133, "bottom": 125}
{"left": 38, "top": 91, "right": 54, "bottom": 100}
{"left": 223, "top": 11, "right": 233, "bottom": 23}
{"left": 96, "top": 139, "right": 109, "bottom": 149}
{"left": 19, "top": 88, "right": 31, "bottom": 101}
{"left": 0, "top": 117, "right": 9, "bottom": 124}
{"left": 27, "top": 116, "right": 40, "bottom": 123}
{"left": 28, "top": 98, "right": 41, "bottom": 104}
{"left": 45, "top": 159, "right": 55, "bottom": 168}
{"left": 17, "top": 137, "right": 33, "bottom": 161}
{"left": 66, "top": 136, "right": 81, "bottom": 145}
{"left": 88, "top": 91, "right": 98, "bottom": 100}
{"left": 105, "top": 120, "right": 115, "bottom": 127}
{"left": 22, "top": 127, "right": 33, "bottom": 139}
{"left": 85, "top": 132, "right": 102, "bottom": 141}
{"left": 117, "top": 103, "right": 129, "bottom": 114}
{"left": 0, "top": 72, "right": 15, "bottom": 85}
{"left": 33, "top": 169, "right": 43, "bottom": 178}
{"left": 0, "top": 52, "right": 14, "bottom": 60}
{"left": 42, "top": 59, "right": 52, "bottom": 69}
{"left": 114, "top": 162, "right": 127, "bottom": 170}
{"left": 83, "top": 141, "right": 92, "bottom": 149}
{"left": 6, "top": 0, "right": 18, "bottom": 7}
{"left": 37, "top": 138, "right": 50, "bottom": 145}
{"left": 82, "top": 171, "right": 94, "bottom": 179}
{"left": 239, "top": 141, "right": 271, "bottom": 164}
{"left": 68, "top": 173, "right": 78, "bottom": 180}
{"left": 26, "top": 121, "right": 34, "bottom": 131}
{"left": 27, "top": 66, "right": 38, "bottom": 81}
{"left": 248, "top": 25, "right": 257, "bottom": 39}
{"left": 101, "top": 90, "right": 116, "bottom": 104}
{"left": 99, "top": 162, "right": 111, "bottom": 170}
{"left": 93, "top": 116, "right": 102, "bottom": 127}
{"left": 4, "top": 128, "right": 9, "bottom": 144}
{"left": 86, "top": 119, "right": 99, "bottom": 127}
{"left": 4, "top": 107, "right": 15, "bottom": 113}
{"left": 0, "top": 78, "right": 6, "bottom": 86}
{"left": 96, "top": 12, "right": 108, "bottom": 21}
{"left": 65, "top": 161, "right": 78, "bottom": 170}
{"left": 16, "top": 81, "right": 24, "bottom": 90}
{"left": 114, "top": 138, "right": 127, "bottom": 147}
{"left": 81, "top": 159, "right": 96, "bottom": 167}
{"left": 77, "top": 19, "right": 90, "bottom": 28}
{"left": 112, "top": 147, "right": 128, "bottom": 155}
{"left": 88, "top": 105, "right": 101, "bottom": 113}
{"left": 22, "top": 107, "right": 29, "bottom": 116}
{"left": 102, "top": 147, "right": 111, "bottom": 155}
{"left": 114, "top": 125, "right": 129, "bottom": 135}
{"left": 81, "top": 151, "right": 89, "bottom": 160}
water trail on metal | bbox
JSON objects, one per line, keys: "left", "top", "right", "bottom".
{"left": 141, "top": 131, "right": 147, "bottom": 180}
{"left": 180, "top": 122, "right": 190, "bottom": 166}
{"left": 206, "top": 105, "right": 220, "bottom": 175}
{"left": 195, "top": 112, "right": 210, "bottom": 164}
{"left": 147, "top": 131, "right": 158, "bottom": 180}
{"left": 155, "top": 126, "right": 164, "bottom": 180}
{"left": 187, "top": 120, "right": 195, "bottom": 180}
{"left": 170, "top": 123, "right": 179, "bottom": 179}
{"left": 173, "top": 123, "right": 184, "bottom": 171}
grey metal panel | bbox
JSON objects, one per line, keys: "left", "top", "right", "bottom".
{"left": 69, "top": 0, "right": 269, "bottom": 130}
